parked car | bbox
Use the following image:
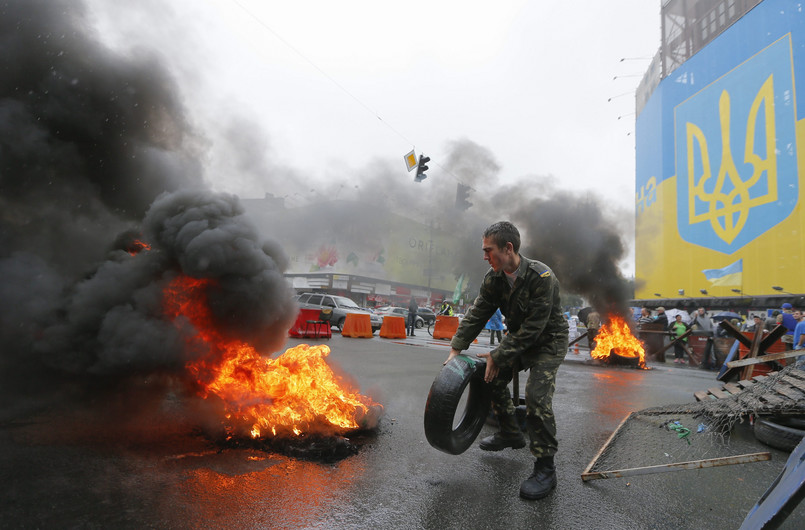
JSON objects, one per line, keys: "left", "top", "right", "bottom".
{"left": 295, "top": 293, "right": 382, "bottom": 332}
{"left": 417, "top": 307, "right": 437, "bottom": 326}
{"left": 375, "top": 306, "right": 425, "bottom": 328}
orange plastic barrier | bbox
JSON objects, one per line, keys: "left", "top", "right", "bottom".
{"left": 341, "top": 312, "right": 373, "bottom": 338}
{"left": 433, "top": 315, "right": 459, "bottom": 340}
{"left": 288, "top": 308, "right": 330, "bottom": 338}
{"left": 379, "top": 315, "right": 406, "bottom": 339}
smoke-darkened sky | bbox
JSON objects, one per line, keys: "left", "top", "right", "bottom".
{"left": 85, "top": 0, "right": 659, "bottom": 276}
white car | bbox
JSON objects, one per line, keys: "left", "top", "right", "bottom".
{"left": 375, "top": 307, "right": 425, "bottom": 328}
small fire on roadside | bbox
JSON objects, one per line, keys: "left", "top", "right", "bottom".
{"left": 163, "top": 275, "right": 382, "bottom": 457}
{"left": 590, "top": 315, "right": 648, "bottom": 369}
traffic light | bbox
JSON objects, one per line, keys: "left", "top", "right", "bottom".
{"left": 455, "top": 183, "right": 473, "bottom": 210}
{"left": 415, "top": 154, "right": 430, "bottom": 182}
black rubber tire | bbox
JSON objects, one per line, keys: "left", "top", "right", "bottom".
{"left": 416, "top": 319, "right": 423, "bottom": 329}
{"left": 337, "top": 317, "right": 345, "bottom": 331}
{"left": 753, "top": 416, "right": 805, "bottom": 452}
{"left": 423, "top": 356, "right": 491, "bottom": 455}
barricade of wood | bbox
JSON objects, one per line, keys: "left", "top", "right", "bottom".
{"left": 693, "top": 368, "right": 805, "bottom": 412}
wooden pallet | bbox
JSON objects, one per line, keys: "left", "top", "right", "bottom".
{"left": 694, "top": 369, "right": 805, "bottom": 414}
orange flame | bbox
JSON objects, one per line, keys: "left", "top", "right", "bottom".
{"left": 590, "top": 315, "right": 647, "bottom": 369}
{"left": 128, "top": 239, "right": 151, "bottom": 255}
{"left": 163, "top": 275, "right": 381, "bottom": 438}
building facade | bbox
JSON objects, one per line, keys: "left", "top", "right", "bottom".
{"left": 635, "top": 0, "right": 805, "bottom": 308}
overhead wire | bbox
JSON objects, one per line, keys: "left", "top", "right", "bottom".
{"left": 229, "top": 0, "right": 470, "bottom": 188}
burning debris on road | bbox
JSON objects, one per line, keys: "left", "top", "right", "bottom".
{"left": 590, "top": 315, "right": 648, "bottom": 369}
{"left": 163, "top": 273, "right": 382, "bottom": 451}
{"left": 0, "top": 0, "right": 382, "bottom": 460}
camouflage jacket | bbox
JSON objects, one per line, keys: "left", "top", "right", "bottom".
{"left": 451, "top": 255, "right": 568, "bottom": 369}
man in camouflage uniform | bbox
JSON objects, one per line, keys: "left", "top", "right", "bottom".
{"left": 444, "top": 221, "right": 568, "bottom": 500}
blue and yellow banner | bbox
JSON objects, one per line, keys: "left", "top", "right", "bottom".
{"left": 635, "top": 0, "right": 805, "bottom": 299}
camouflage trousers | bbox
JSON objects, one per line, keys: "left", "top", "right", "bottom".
{"left": 488, "top": 339, "right": 566, "bottom": 458}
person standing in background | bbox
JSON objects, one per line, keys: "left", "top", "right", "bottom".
{"left": 669, "top": 314, "right": 690, "bottom": 364}
{"left": 486, "top": 308, "right": 505, "bottom": 345}
{"left": 407, "top": 296, "right": 418, "bottom": 337}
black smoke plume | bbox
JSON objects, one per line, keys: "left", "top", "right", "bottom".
{"left": 0, "top": 0, "right": 295, "bottom": 414}
{"left": 492, "top": 183, "right": 633, "bottom": 319}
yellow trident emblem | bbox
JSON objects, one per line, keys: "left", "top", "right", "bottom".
{"left": 686, "top": 75, "right": 778, "bottom": 244}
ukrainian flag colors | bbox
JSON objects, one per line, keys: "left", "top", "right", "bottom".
{"left": 702, "top": 259, "right": 743, "bottom": 287}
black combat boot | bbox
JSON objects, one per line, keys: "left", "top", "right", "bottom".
{"left": 478, "top": 431, "right": 526, "bottom": 451}
{"left": 519, "top": 456, "right": 556, "bottom": 500}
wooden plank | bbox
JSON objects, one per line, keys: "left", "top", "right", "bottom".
{"left": 707, "top": 387, "right": 732, "bottom": 400}
{"left": 782, "top": 374, "right": 805, "bottom": 392}
{"left": 581, "top": 452, "right": 771, "bottom": 482}
{"left": 719, "top": 320, "right": 752, "bottom": 347}
{"left": 694, "top": 390, "right": 712, "bottom": 402}
{"left": 758, "top": 392, "right": 787, "bottom": 407}
{"left": 752, "top": 374, "right": 769, "bottom": 382}
{"left": 723, "top": 383, "right": 744, "bottom": 395}
{"left": 726, "top": 350, "right": 804, "bottom": 369}
{"left": 737, "top": 379, "right": 756, "bottom": 390}
{"left": 741, "top": 326, "right": 768, "bottom": 380}
{"left": 582, "top": 413, "right": 633, "bottom": 477}
{"left": 772, "top": 383, "right": 805, "bottom": 401}
{"left": 652, "top": 329, "right": 693, "bottom": 356}
{"left": 568, "top": 330, "right": 590, "bottom": 347}
{"left": 760, "top": 324, "right": 788, "bottom": 351}
{"left": 786, "top": 369, "right": 805, "bottom": 383}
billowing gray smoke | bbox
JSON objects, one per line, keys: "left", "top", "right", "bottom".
{"left": 496, "top": 185, "right": 632, "bottom": 319}
{"left": 32, "top": 190, "right": 296, "bottom": 377}
{"left": 0, "top": 0, "right": 295, "bottom": 410}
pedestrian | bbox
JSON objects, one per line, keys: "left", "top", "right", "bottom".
{"left": 567, "top": 314, "right": 578, "bottom": 343}
{"left": 654, "top": 306, "right": 668, "bottom": 328}
{"left": 485, "top": 308, "right": 504, "bottom": 345}
{"left": 637, "top": 307, "right": 653, "bottom": 327}
{"left": 669, "top": 314, "right": 690, "bottom": 364}
{"left": 690, "top": 307, "right": 715, "bottom": 369}
{"left": 780, "top": 303, "right": 797, "bottom": 350}
{"left": 743, "top": 314, "right": 764, "bottom": 332}
{"left": 407, "top": 296, "right": 418, "bottom": 337}
{"left": 585, "top": 311, "right": 601, "bottom": 350}
{"left": 793, "top": 311, "right": 805, "bottom": 362}
{"left": 444, "top": 221, "right": 568, "bottom": 500}
{"left": 765, "top": 310, "right": 781, "bottom": 331}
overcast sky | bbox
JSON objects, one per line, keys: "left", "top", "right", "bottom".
{"left": 87, "top": 1, "right": 660, "bottom": 274}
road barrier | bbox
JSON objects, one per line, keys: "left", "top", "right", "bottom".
{"left": 433, "top": 315, "right": 459, "bottom": 340}
{"left": 341, "top": 313, "right": 373, "bottom": 338}
{"left": 379, "top": 315, "right": 406, "bottom": 339}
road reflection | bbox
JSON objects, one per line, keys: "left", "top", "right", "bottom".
{"left": 589, "top": 369, "right": 649, "bottom": 423}
{"left": 165, "top": 449, "right": 366, "bottom": 527}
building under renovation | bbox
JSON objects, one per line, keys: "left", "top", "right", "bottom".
{"left": 634, "top": 0, "right": 805, "bottom": 311}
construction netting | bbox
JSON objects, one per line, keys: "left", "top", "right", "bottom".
{"left": 583, "top": 360, "right": 805, "bottom": 480}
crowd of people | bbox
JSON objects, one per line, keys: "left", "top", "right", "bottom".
{"left": 634, "top": 303, "right": 805, "bottom": 365}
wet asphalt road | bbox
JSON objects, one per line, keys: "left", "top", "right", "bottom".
{"left": 2, "top": 332, "right": 804, "bottom": 529}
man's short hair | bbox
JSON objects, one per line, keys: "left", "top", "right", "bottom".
{"left": 483, "top": 221, "right": 521, "bottom": 253}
